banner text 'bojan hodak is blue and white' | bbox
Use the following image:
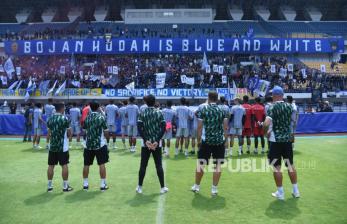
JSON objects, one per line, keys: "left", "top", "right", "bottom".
{"left": 5, "top": 38, "right": 344, "bottom": 55}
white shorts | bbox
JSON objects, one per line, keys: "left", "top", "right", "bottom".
{"left": 121, "top": 125, "right": 128, "bottom": 135}
{"left": 230, "top": 127, "right": 242, "bottom": 136}
{"left": 71, "top": 124, "right": 81, "bottom": 135}
{"left": 128, "top": 125, "right": 138, "bottom": 137}
{"left": 163, "top": 129, "right": 173, "bottom": 139}
{"left": 107, "top": 124, "right": 116, "bottom": 133}
{"left": 176, "top": 128, "right": 189, "bottom": 138}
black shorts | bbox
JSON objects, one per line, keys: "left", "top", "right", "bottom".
{"left": 198, "top": 141, "right": 225, "bottom": 165}
{"left": 268, "top": 142, "right": 293, "bottom": 167}
{"left": 48, "top": 151, "right": 69, "bottom": 166}
{"left": 84, "top": 145, "right": 109, "bottom": 166}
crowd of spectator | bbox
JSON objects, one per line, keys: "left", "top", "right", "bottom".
{"left": 0, "top": 54, "right": 347, "bottom": 93}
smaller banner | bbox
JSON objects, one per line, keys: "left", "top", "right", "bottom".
{"left": 287, "top": 64, "right": 293, "bottom": 72}
{"left": 112, "top": 66, "right": 119, "bottom": 75}
{"left": 15, "top": 67, "right": 21, "bottom": 76}
{"left": 205, "top": 65, "right": 211, "bottom": 73}
{"left": 222, "top": 75, "right": 227, "bottom": 84}
{"left": 213, "top": 64, "right": 218, "bottom": 72}
{"left": 155, "top": 73, "right": 166, "bottom": 88}
{"left": 270, "top": 64, "right": 276, "bottom": 73}
{"left": 60, "top": 66, "right": 65, "bottom": 74}
{"left": 218, "top": 65, "right": 224, "bottom": 75}
{"left": 320, "top": 64, "right": 326, "bottom": 73}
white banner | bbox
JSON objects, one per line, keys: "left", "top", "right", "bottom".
{"left": 279, "top": 68, "right": 287, "bottom": 78}
{"left": 213, "top": 64, "right": 218, "bottom": 72}
{"left": 155, "top": 73, "right": 166, "bottom": 88}
{"left": 4, "top": 58, "right": 15, "bottom": 78}
{"left": 222, "top": 75, "right": 227, "bottom": 84}
{"left": 60, "top": 66, "right": 65, "bottom": 74}
{"left": 270, "top": 64, "right": 276, "bottom": 73}
{"left": 205, "top": 65, "right": 211, "bottom": 73}
{"left": 185, "top": 77, "right": 195, "bottom": 86}
{"left": 320, "top": 64, "right": 326, "bottom": 73}
{"left": 180, "top": 75, "right": 187, "bottom": 84}
{"left": 287, "top": 64, "right": 293, "bottom": 72}
{"left": 16, "top": 67, "right": 21, "bottom": 76}
{"left": 107, "top": 66, "right": 112, "bottom": 74}
{"left": 112, "top": 66, "right": 119, "bottom": 75}
{"left": 1, "top": 76, "right": 8, "bottom": 85}
{"left": 218, "top": 65, "right": 224, "bottom": 75}
{"left": 301, "top": 68, "right": 307, "bottom": 78}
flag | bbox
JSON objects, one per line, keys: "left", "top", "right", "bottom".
{"left": 112, "top": 66, "right": 119, "bottom": 75}
{"left": 301, "top": 68, "right": 307, "bottom": 78}
{"left": 201, "top": 52, "right": 209, "bottom": 70}
{"left": 254, "top": 80, "right": 270, "bottom": 97}
{"left": 205, "top": 65, "right": 211, "bottom": 73}
{"left": 279, "top": 68, "right": 287, "bottom": 78}
{"left": 1, "top": 76, "right": 8, "bottom": 86}
{"left": 7, "top": 80, "right": 18, "bottom": 92}
{"left": 25, "top": 80, "right": 36, "bottom": 102}
{"left": 270, "top": 64, "right": 276, "bottom": 73}
{"left": 0, "top": 65, "right": 4, "bottom": 72}
{"left": 246, "top": 27, "right": 254, "bottom": 38}
{"left": 320, "top": 64, "right": 326, "bottom": 73}
{"left": 230, "top": 64, "right": 237, "bottom": 75}
{"left": 47, "top": 80, "right": 58, "bottom": 96}
{"left": 39, "top": 80, "right": 50, "bottom": 93}
{"left": 4, "top": 58, "right": 15, "bottom": 78}
{"left": 16, "top": 67, "right": 21, "bottom": 76}
{"left": 213, "top": 64, "right": 218, "bottom": 72}
{"left": 287, "top": 64, "right": 294, "bottom": 72}
{"left": 185, "top": 77, "right": 195, "bottom": 86}
{"left": 218, "top": 66, "right": 224, "bottom": 75}
{"left": 71, "top": 80, "right": 81, "bottom": 88}
{"left": 108, "top": 75, "right": 119, "bottom": 87}
{"left": 155, "top": 73, "right": 166, "bottom": 88}
{"left": 60, "top": 66, "right": 65, "bottom": 74}
{"left": 15, "top": 80, "right": 23, "bottom": 92}
{"left": 180, "top": 75, "right": 187, "bottom": 84}
{"left": 54, "top": 80, "right": 66, "bottom": 96}
{"left": 222, "top": 75, "right": 227, "bottom": 84}
{"left": 125, "top": 81, "right": 135, "bottom": 93}
{"left": 248, "top": 76, "right": 260, "bottom": 96}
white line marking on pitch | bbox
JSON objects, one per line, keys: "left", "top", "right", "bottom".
{"left": 156, "top": 160, "right": 167, "bottom": 224}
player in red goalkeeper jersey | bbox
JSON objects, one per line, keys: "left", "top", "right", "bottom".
{"left": 252, "top": 97, "right": 266, "bottom": 154}
{"left": 241, "top": 95, "right": 252, "bottom": 154}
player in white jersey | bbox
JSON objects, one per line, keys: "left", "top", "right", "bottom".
{"left": 126, "top": 96, "right": 140, "bottom": 152}
{"left": 118, "top": 100, "right": 129, "bottom": 149}
{"left": 219, "top": 96, "right": 230, "bottom": 157}
{"left": 69, "top": 102, "right": 81, "bottom": 149}
{"left": 287, "top": 96, "right": 299, "bottom": 150}
{"left": 264, "top": 95, "right": 273, "bottom": 152}
{"left": 188, "top": 106, "right": 199, "bottom": 155}
{"left": 33, "top": 103, "right": 46, "bottom": 149}
{"left": 175, "top": 97, "right": 193, "bottom": 157}
{"left": 229, "top": 98, "right": 246, "bottom": 156}
{"left": 105, "top": 100, "right": 119, "bottom": 149}
{"left": 139, "top": 96, "right": 148, "bottom": 113}
{"left": 161, "top": 101, "right": 176, "bottom": 156}
{"left": 44, "top": 98, "right": 56, "bottom": 150}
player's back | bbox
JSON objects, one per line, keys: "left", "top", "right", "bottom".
{"left": 44, "top": 104, "right": 56, "bottom": 119}
{"left": 69, "top": 107, "right": 81, "bottom": 125}
{"left": 230, "top": 105, "right": 245, "bottom": 129}
{"left": 162, "top": 108, "right": 175, "bottom": 122}
{"left": 175, "top": 105, "right": 191, "bottom": 128}
{"left": 219, "top": 104, "right": 230, "bottom": 118}
{"left": 33, "top": 108, "right": 42, "bottom": 128}
{"left": 252, "top": 103, "right": 265, "bottom": 122}
{"left": 105, "top": 104, "right": 118, "bottom": 125}
{"left": 118, "top": 106, "right": 128, "bottom": 126}
{"left": 242, "top": 103, "right": 252, "bottom": 128}
{"left": 126, "top": 104, "right": 139, "bottom": 125}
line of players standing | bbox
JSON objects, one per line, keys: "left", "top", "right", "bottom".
{"left": 24, "top": 94, "right": 297, "bottom": 155}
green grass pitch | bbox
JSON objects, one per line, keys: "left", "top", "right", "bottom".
{"left": 0, "top": 136, "right": 347, "bottom": 224}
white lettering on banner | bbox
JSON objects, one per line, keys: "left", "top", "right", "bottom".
{"left": 232, "top": 39, "right": 239, "bottom": 51}
{"left": 119, "top": 40, "right": 125, "bottom": 51}
{"left": 284, "top": 40, "right": 291, "bottom": 52}
{"left": 182, "top": 39, "right": 189, "bottom": 51}
{"left": 24, "top": 42, "right": 31, "bottom": 53}
{"left": 36, "top": 42, "right": 43, "bottom": 53}
{"left": 143, "top": 40, "right": 150, "bottom": 51}
{"left": 315, "top": 40, "right": 321, "bottom": 51}
{"left": 218, "top": 39, "right": 224, "bottom": 51}
{"left": 49, "top": 41, "right": 55, "bottom": 53}
{"left": 159, "top": 39, "right": 162, "bottom": 51}
{"left": 243, "top": 39, "right": 251, "bottom": 51}
{"left": 270, "top": 40, "right": 280, "bottom": 51}
{"left": 254, "top": 39, "right": 260, "bottom": 51}
{"left": 62, "top": 41, "right": 69, "bottom": 52}
{"left": 166, "top": 39, "right": 172, "bottom": 51}
{"left": 92, "top": 40, "right": 99, "bottom": 52}
{"left": 131, "top": 40, "right": 138, "bottom": 51}
{"left": 75, "top": 41, "right": 83, "bottom": 52}
{"left": 206, "top": 39, "right": 213, "bottom": 51}
{"left": 106, "top": 41, "right": 112, "bottom": 51}
{"left": 303, "top": 40, "right": 310, "bottom": 51}
{"left": 194, "top": 40, "right": 202, "bottom": 51}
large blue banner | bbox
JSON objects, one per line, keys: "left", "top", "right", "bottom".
{"left": 103, "top": 88, "right": 237, "bottom": 98}
{"left": 5, "top": 38, "right": 344, "bottom": 55}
